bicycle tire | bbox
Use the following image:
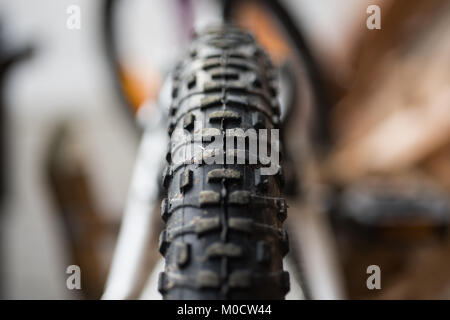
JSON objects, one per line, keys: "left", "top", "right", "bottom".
{"left": 158, "top": 26, "right": 289, "bottom": 300}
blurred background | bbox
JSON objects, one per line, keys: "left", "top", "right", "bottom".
{"left": 0, "top": 0, "right": 449, "bottom": 299}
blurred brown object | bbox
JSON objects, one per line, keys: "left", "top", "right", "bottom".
{"left": 119, "top": 64, "right": 161, "bottom": 113}
{"left": 423, "top": 144, "right": 450, "bottom": 190}
{"left": 341, "top": 240, "right": 450, "bottom": 300}
{"left": 326, "top": 0, "right": 450, "bottom": 184}
{"left": 316, "top": 0, "right": 450, "bottom": 299}
{"left": 233, "top": 0, "right": 292, "bottom": 63}
{"left": 46, "top": 126, "right": 120, "bottom": 299}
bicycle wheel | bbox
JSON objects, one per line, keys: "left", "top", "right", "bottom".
{"left": 158, "top": 26, "right": 289, "bottom": 299}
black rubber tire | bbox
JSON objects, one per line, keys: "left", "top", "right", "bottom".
{"left": 158, "top": 26, "right": 289, "bottom": 300}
